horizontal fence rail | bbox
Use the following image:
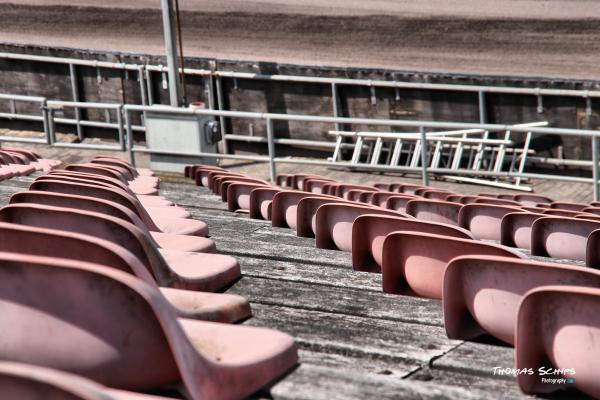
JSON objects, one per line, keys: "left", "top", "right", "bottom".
{"left": 0, "top": 91, "right": 599, "bottom": 198}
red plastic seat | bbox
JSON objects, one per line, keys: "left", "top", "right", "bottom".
{"left": 512, "top": 193, "right": 554, "bottom": 206}
{"left": 531, "top": 216, "right": 600, "bottom": 264}
{"left": 345, "top": 189, "right": 376, "bottom": 202}
{"left": 218, "top": 177, "right": 269, "bottom": 199}
{"left": 405, "top": 199, "right": 462, "bottom": 226}
{"left": 271, "top": 191, "right": 337, "bottom": 229}
{"left": 516, "top": 286, "right": 599, "bottom": 398}
{"left": 352, "top": 214, "right": 475, "bottom": 273}
{"left": 193, "top": 167, "right": 231, "bottom": 186}
{"left": 384, "top": 194, "right": 418, "bottom": 213}
{"left": 29, "top": 180, "right": 208, "bottom": 237}
{"left": 275, "top": 173, "right": 294, "bottom": 188}
{"left": 291, "top": 173, "right": 329, "bottom": 190}
{"left": 0, "top": 221, "right": 248, "bottom": 323}
{"left": 0, "top": 204, "right": 239, "bottom": 292}
{"left": 414, "top": 188, "right": 452, "bottom": 200}
{"left": 444, "top": 256, "right": 600, "bottom": 345}
{"left": 542, "top": 208, "right": 590, "bottom": 217}
{"left": 206, "top": 171, "right": 247, "bottom": 192}
{"left": 444, "top": 194, "right": 480, "bottom": 204}
{"left": 315, "top": 203, "right": 409, "bottom": 251}
{"left": 226, "top": 182, "right": 270, "bottom": 212}
{"left": 0, "top": 252, "right": 298, "bottom": 399}
{"left": 548, "top": 201, "right": 589, "bottom": 211}
{"left": 303, "top": 178, "right": 337, "bottom": 193}
{"left": 394, "top": 183, "right": 427, "bottom": 194}
{"left": 473, "top": 197, "right": 521, "bottom": 206}
{"left": 369, "top": 191, "right": 404, "bottom": 207}
{"left": 458, "top": 203, "right": 523, "bottom": 240}
{"left": 336, "top": 184, "right": 379, "bottom": 199}
{"left": 0, "top": 361, "right": 176, "bottom": 399}
{"left": 381, "top": 232, "right": 525, "bottom": 299}
{"left": 500, "top": 212, "right": 545, "bottom": 249}
{"left": 9, "top": 191, "right": 215, "bottom": 253}
{"left": 295, "top": 196, "right": 355, "bottom": 238}
{"left": 249, "top": 187, "right": 281, "bottom": 220}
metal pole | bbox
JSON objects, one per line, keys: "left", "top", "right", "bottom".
{"left": 593, "top": 136, "right": 599, "bottom": 201}
{"left": 420, "top": 126, "right": 429, "bottom": 186}
{"left": 116, "top": 106, "right": 125, "bottom": 151}
{"left": 125, "top": 109, "right": 135, "bottom": 165}
{"left": 215, "top": 76, "right": 229, "bottom": 153}
{"left": 69, "top": 64, "right": 84, "bottom": 140}
{"left": 478, "top": 91, "right": 487, "bottom": 123}
{"left": 331, "top": 82, "right": 342, "bottom": 132}
{"left": 160, "top": 0, "right": 182, "bottom": 107}
{"left": 266, "top": 118, "right": 277, "bottom": 182}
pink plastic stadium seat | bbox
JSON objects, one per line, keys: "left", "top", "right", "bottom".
{"left": 443, "top": 256, "right": 600, "bottom": 345}
{"left": 0, "top": 221, "right": 248, "bottom": 323}
{"left": 405, "top": 199, "right": 463, "bottom": 226}
{"left": 531, "top": 216, "right": 600, "bottom": 264}
{"left": 351, "top": 214, "right": 475, "bottom": 273}
{"left": 0, "top": 361, "right": 175, "bottom": 400}
{"left": 381, "top": 232, "right": 525, "bottom": 299}
{"left": 0, "top": 204, "right": 240, "bottom": 292}
{"left": 385, "top": 194, "right": 418, "bottom": 214}
{"left": 9, "top": 191, "right": 215, "bottom": 254}
{"left": 295, "top": 197, "right": 356, "bottom": 238}
{"left": 516, "top": 286, "right": 600, "bottom": 398}
{"left": 458, "top": 203, "right": 523, "bottom": 241}
{"left": 226, "top": 182, "right": 270, "bottom": 212}
{"left": 0, "top": 252, "right": 298, "bottom": 399}
{"left": 500, "top": 212, "right": 545, "bottom": 249}
{"left": 271, "top": 191, "right": 337, "bottom": 229}
{"left": 314, "top": 203, "right": 409, "bottom": 251}
{"left": 249, "top": 187, "right": 281, "bottom": 220}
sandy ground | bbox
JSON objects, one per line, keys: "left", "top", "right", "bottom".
{"left": 0, "top": 1, "right": 599, "bottom": 79}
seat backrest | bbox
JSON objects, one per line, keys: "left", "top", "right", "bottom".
{"left": 65, "top": 164, "right": 127, "bottom": 182}
{"left": 9, "top": 191, "right": 147, "bottom": 233}
{"left": 0, "top": 252, "right": 182, "bottom": 389}
{"left": 47, "top": 171, "right": 133, "bottom": 194}
{"left": 0, "top": 204, "right": 174, "bottom": 286}
{"left": 28, "top": 180, "right": 159, "bottom": 231}
{"left": 0, "top": 222, "right": 154, "bottom": 285}
{"left": 531, "top": 216, "right": 600, "bottom": 261}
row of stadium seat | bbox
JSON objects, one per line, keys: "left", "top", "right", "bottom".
{"left": 0, "top": 156, "right": 298, "bottom": 399}
{"left": 186, "top": 164, "right": 600, "bottom": 398}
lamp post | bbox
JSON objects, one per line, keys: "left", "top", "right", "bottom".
{"left": 160, "top": 0, "right": 182, "bottom": 107}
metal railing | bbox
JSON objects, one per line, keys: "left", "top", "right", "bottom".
{"left": 1, "top": 93, "right": 600, "bottom": 199}
{"left": 1, "top": 50, "right": 599, "bottom": 152}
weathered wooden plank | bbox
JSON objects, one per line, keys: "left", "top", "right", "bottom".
{"left": 269, "top": 364, "right": 494, "bottom": 400}
{"left": 237, "top": 256, "right": 384, "bottom": 292}
{"left": 229, "top": 276, "right": 444, "bottom": 326}
{"left": 296, "top": 349, "right": 417, "bottom": 378}
{"left": 431, "top": 342, "right": 515, "bottom": 379}
{"left": 214, "top": 235, "right": 352, "bottom": 267}
{"left": 243, "top": 303, "right": 461, "bottom": 365}
{"left": 408, "top": 367, "right": 528, "bottom": 399}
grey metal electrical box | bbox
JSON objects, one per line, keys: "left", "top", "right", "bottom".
{"left": 144, "top": 110, "right": 220, "bottom": 172}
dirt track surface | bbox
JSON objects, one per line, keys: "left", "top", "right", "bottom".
{"left": 1, "top": 1, "right": 600, "bottom": 79}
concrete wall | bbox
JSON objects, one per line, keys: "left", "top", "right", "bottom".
{"left": 0, "top": 43, "right": 598, "bottom": 158}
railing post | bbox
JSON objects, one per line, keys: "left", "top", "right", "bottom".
{"left": 41, "top": 99, "right": 50, "bottom": 145}
{"left": 69, "top": 63, "right": 84, "bottom": 140}
{"left": 593, "top": 135, "right": 599, "bottom": 202}
{"left": 266, "top": 117, "right": 277, "bottom": 183}
{"left": 420, "top": 126, "right": 429, "bottom": 186}
{"left": 215, "top": 75, "right": 229, "bottom": 154}
{"left": 478, "top": 91, "right": 487, "bottom": 123}
{"left": 125, "top": 108, "right": 136, "bottom": 166}
{"left": 331, "top": 82, "right": 342, "bottom": 132}
{"left": 116, "top": 105, "right": 125, "bottom": 151}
